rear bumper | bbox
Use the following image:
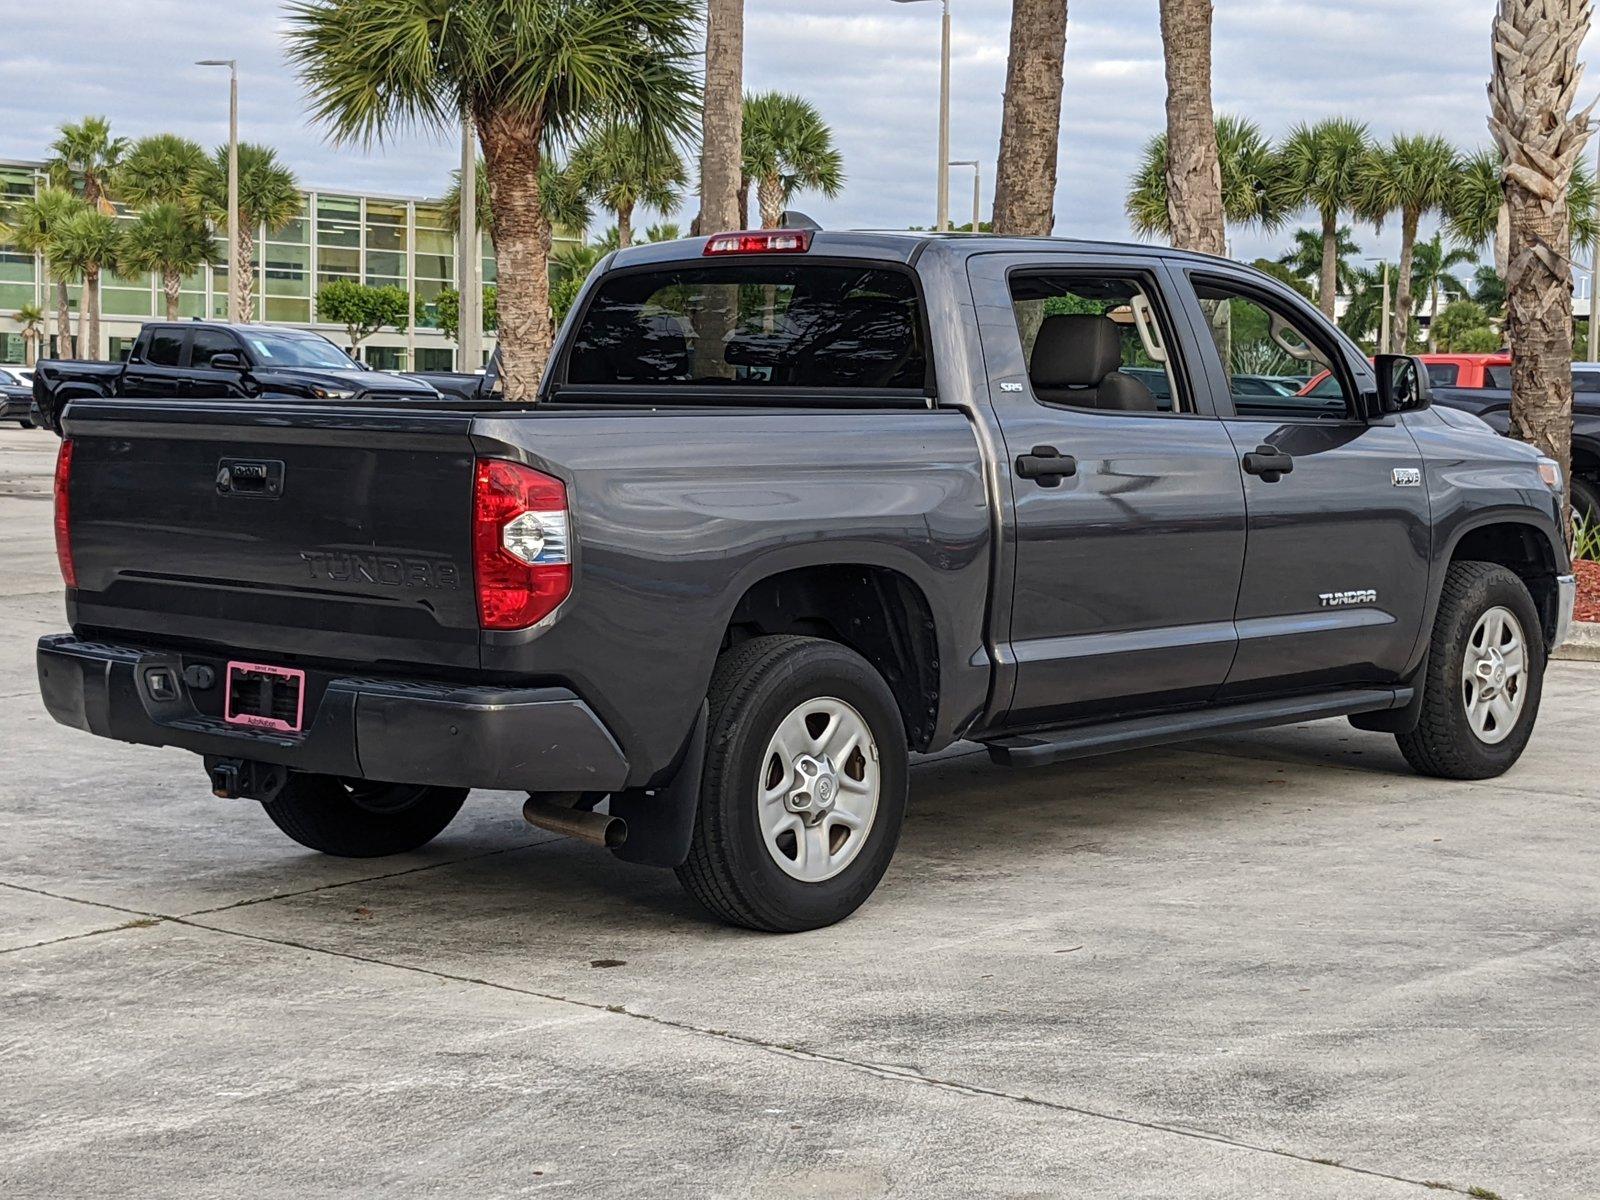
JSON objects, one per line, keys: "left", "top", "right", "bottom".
{"left": 36, "top": 634, "right": 630, "bottom": 792}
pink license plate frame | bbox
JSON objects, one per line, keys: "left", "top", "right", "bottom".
{"left": 224, "top": 661, "right": 306, "bottom": 733}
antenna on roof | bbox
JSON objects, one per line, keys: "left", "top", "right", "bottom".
{"left": 779, "top": 210, "right": 822, "bottom": 231}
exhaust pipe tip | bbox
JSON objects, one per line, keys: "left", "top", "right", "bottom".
{"left": 522, "top": 795, "right": 628, "bottom": 849}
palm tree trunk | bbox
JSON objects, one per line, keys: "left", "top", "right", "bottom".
{"left": 758, "top": 175, "right": 784, "bottom": 229}
{"left": 992, "top": 0, "right": 1069, "bottom": 236}
{"left": 1428, "top": 278, "right": 1440, "bottom": 351}
{"left": 163, "top": 269, "right": 182, "bottom": 321}
{"left": 616, "top": 203, "right": 634, "bottom": 249}
{"left": 1490, "top": 0, "right": 1593, "bottom": 533}
{"left": 55, "top": 279, "right": 73, "bottom": 359}
{"left": 1158, "top": 0, "right": 1227, "bottom": 255}
{"left": 699, "top": 0, "right": 745, "bottom": 232}
{"left": 83, "top": 270, "right": 101, "bottom": 361}
{"left": 237, "top": 221, "right": 257, "bottom": 322}
{"left": 1394, "top": 209, "right": 1419, "bottom": 352}
{"left": 738, "top": 176, "right": 751, "bottom": 229}
{"left": 1318, "top": 208, "right": 1339, "bottom": 319}
{"left": 479, "top": 107, "right": 553, "bottom": 402}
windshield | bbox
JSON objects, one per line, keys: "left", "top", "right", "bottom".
{"left": 243, "top": 331, "right": 357, "bottom": 370}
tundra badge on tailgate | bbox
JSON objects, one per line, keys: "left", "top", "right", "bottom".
{"left": 300, "top": 551, "right": 462, "bottom": 590}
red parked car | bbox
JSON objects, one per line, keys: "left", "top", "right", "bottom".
{"left": 1298, "top": 352, "right": 1513, "bottom": 398}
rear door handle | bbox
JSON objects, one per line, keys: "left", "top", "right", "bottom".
{"left": 1015, "top": 445, "right": 1077, "bottom": 487}
{"left": 1242, "top": 444, "right": 1294, "bottom": 483}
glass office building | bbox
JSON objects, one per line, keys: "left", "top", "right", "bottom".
{"left": 0, "top": 158, "right": 580, "bottom": 369}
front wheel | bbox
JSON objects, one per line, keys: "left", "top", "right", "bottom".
{"left": 262, "top": 775, "right": 468, "bottom": 857}
{"left": 1396, "top": 562, "right": 1546, "bottom": 780}
{"left": 676, "top": 636, "right": 908, "bottom": 932}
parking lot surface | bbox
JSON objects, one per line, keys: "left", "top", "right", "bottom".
{"left": 1, "top": 424, "right": 1595, "bottom": 1199}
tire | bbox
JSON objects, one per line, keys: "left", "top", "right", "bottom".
{"left": 1396, "top": 561, "right": 1545, "bottom": 780}
{"left": 262, "top": 775, "right": 468, "bottom": 857}
{"left": 1573, "top": 475, "right": 1600, "bottom": 528}
{"left": 19, "top": 421, "right": 34, "bottom": 429}
{"left": 675, "top": 635, "right": 909, "bottom": 933}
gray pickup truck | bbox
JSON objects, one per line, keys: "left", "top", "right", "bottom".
{"left": 37, "top": 229, "right": 1576, "bottom": 932}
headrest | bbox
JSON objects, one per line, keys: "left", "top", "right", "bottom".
{"left": 1030, "top": 314, "right": 1123, "bottom": 388}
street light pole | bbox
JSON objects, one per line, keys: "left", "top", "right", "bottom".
{"left": 197, "top": 59, "right": 239, "bottom": 322}
{"left": 1380, "top": 261, "right": 1392, "bottom": 355}
{"left": 1589, "top": 132, "right": 1599, "bottom": 362}
{"left": 458, "top": 116, "right": 482, "bottom": 372}
{"left": 891, "top": 0, "right": 952, "bottom": 231}
{"left": 950, "top": 160, "right": 980, "bottom": 232}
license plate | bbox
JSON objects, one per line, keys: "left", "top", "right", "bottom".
{"left": 224, "top": 661, "right": 306, "bottom": 733}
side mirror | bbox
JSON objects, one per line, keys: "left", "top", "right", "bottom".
{"left": 1373, "top": 354, "right": 1432, "bottom": 415}
{"left": 208, "top": 351, "right": 246, "bottom": 372}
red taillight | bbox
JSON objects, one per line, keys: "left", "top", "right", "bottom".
{"left": 472, "top": 458, "right": 572, "bottom": 630}
{"left": 53, "top": 438, "right": 75, "bottom": 588}
{"left": 703, "top": 229, "right": 813, "bottom": 255}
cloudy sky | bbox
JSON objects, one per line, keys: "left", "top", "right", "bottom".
{"left": 1, "top": 1, "right": 1588, "bottom": 266}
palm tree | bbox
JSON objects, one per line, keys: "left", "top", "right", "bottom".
{"left": 992, "top": 0, "right": 1070, "bottom": 236}
{"left": 1276, "top": 224, "right": 1360, "bottom": 301}
{"left": 287, "top": 0, "right": 698, "bottom": 401}
{"left": 117, "top": 133, "right": 210, "bottom": 210}
{"left": 202, "top": 143, "right": 299, "bottom": 322}
{"left": 701, "top": 0, "right": 744, "bottom": 232}
{"left": 1338, "top": 262, "right": 1396, "bottom": 348}
{"left": 1128, "top": 115, "right": 1285, "bottom": 241}
{"left": 1489, "top": 0, "right": 1593, "bottom": 529}
{"left": 120, "top": 204, "right": 217, "bottom": 320}
{"left": 13, "top": 303, "right": 44, "bottom": 366}
{"left": 1156, "top": 0, "right": 1226, "bottom": 255}
{"left": 1409, "top": 233, "right": 1477, "bottom": 349}
{"left": 1357, "top": 134, "right": 1459, "bottom": 351}
{"left": 741, "top": 93, "right": 844, "bottom": 229}
{"left": 1446, "top": 148, "right": 1598, "bottom": 275}
{"left": 571, "top": 123, "right": 686, "bottom": 248}
{"left": 48, "top": 208, "right": 119, "bottom": 360}
{"left": 3, "top": 187, "right": 87, "bottom": 357}
{"left": 1277, "top": 118, "right": 1372, "bottom": 319}
{"left": 443, "top": 158, "right": 592, "bottom": 239}
{"left": 47, "top": 116, "right": 126, "bottom": 212}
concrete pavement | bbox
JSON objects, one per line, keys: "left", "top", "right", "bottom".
{"left": 1, "top": 425, "right": 1595, "bottom": 1199}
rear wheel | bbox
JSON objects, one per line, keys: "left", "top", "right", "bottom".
{"left": 1396, "top": 562, "right": 1545, "bottom": 780}
{"left": 676, "top": 636, "right": 908, "bottom": 932}
{"left": 262, "top": 774, "right": 468, "bottom": 857}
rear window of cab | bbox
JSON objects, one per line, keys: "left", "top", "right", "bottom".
{"left": 565, "top": 263, "right": 928, "bottom": 391}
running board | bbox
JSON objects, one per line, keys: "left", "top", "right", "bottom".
{"left": 983, "top": 687, "right": 1412, "bottom": 768}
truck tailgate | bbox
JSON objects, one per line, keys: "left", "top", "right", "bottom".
{"left": 63, "top": 401, "right": 481, "bottom": 672}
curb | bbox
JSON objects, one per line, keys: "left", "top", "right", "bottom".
{"left": 1555, "top": 620, "right": 1600, "bottom": 662}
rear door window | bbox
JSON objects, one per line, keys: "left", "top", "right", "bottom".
{"left": 565, "top": 263, "right": 927, "bottom": 391}
{"left": 141, "top": 329, "right": 185, "bottom": 367}
{"left": 1425, "top": 362, "right": 1460, "bottom": 386}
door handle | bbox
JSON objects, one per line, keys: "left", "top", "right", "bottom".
{"left": 1242, "top": 443, "right": 1294, "bottom": 483}
{"left": 1015, "top": 445, "right": 1077, "bottom": 487}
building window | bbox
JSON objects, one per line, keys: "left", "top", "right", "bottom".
{"left": 415, "top": 347, "right": 454, "bottom": 372}
{"left": 365, "top": 344, "right": 405, "bottom": 371}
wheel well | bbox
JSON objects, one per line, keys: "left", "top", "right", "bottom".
{"left": 1451, "top": 522, "right": 1562, "bottom": 644}
{"left": 722, "top": 565, "right": 940, "bottom": 750}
